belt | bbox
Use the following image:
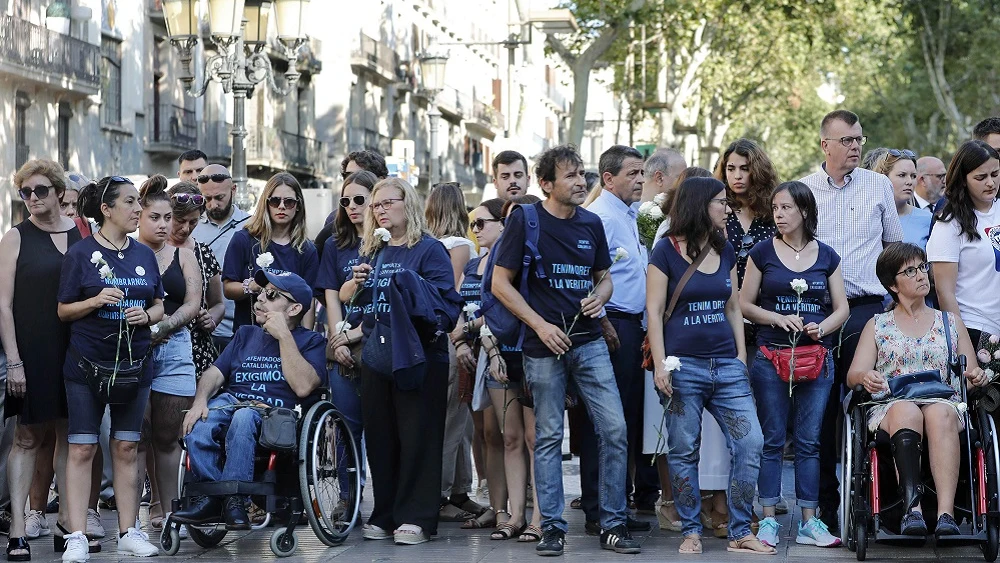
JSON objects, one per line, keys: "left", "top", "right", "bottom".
{"left": 848, "top": 295, "right": 884, "bottom": 308}
{"left": 605, "top": 310, "right": 643, "bottom": 322}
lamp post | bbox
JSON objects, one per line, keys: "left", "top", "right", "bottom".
{"left": 418, "top": 51, "right": 448, "bottom": 187}
{"left": 162, "top": 0, "right": 310, "bottom": 210}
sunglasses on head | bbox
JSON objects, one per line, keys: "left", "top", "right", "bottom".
{"left": 98, "top": 175, "right": 134, "bottom": 202}
{"left": 171, "top": 193, "right": 205, "bottom": 206}
{"left": 887, "top": 149, "right": 917, "bottom": 159}
{"left": 340, "top": 195, "right": 367, "bottom": 208}
{"left": 470, "top": 218, "right": 501, "bottom": 231}
{"left": 18, "top": 184, "right": 53, "bottom": 200}
{"left": 267, "top": 196, "right": 299, "bottom": 209}
{"left": 197, "top": 173, "right": 231, "bottom": 184}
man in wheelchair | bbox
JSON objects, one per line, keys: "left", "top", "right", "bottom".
{"left": 174, "top": 270, "right": 327, "bottom": 529}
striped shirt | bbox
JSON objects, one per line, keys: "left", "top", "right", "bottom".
{"left": 799, "top": 164, "right": 903, "bottom": 298}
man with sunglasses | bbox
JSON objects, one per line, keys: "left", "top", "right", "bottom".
{"left": 914, "top": 156, "right": 947, "bottom": 210}
{"left": 175, "top": 270, "right": 326, "bottom": 529}
{"left": 800, "top": 109, "right": 904, "bottom": 534}
{"left": 192, "top": 164, "right": 250, "bottom": 353}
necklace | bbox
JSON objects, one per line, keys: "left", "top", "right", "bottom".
{"left": 153, "top": 243, "right": 167, "bottom": 255}
{"left": 98, "top": 230, "right": 127, "bottom": 259}
{"left": 779, "top": 237, "right": 807, "bottom": 260}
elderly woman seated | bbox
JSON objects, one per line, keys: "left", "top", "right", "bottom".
{"left": 847, "top": 243, "right": 987, "bottom": 538}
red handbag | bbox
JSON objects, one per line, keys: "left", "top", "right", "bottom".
{"left": 759, "top": 344, "right": 827, "bottom": 383}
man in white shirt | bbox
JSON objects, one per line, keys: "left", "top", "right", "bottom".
{"left": 914, "top": 156, "right": 946, "bottom": 209}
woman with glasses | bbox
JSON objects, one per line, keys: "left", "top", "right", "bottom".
{"left": 867, "top": 149, "right": 933, "bottom": 249}
{"left": 56, "top": 175, "right": 165, "bottom": 561}
{"left": 848, "top": 243, "right": 986, "bottom": 537}
{"left": 132, "top": 176, "right": 203, "bottom": 533}
{"left": 739, "top": 181, "right": 849, "bottom": 548}
{"left": 0, "top": 160, "right": 81, "bottom": 561}
{"left": 223, "top": 172, "right": 318, "bottom": 333}
{"left": 344, "top": 178, "right": 460, "bottom": 545}
{"left": 647, "top": 177, "right": 770, "bottom": 555}
{"left": 927, "top": 140, "right": 1000, "bottom": 347}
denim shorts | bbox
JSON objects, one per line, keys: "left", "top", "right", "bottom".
{"left": 65, "top": 378, "right": 150, "bottom": 444}
{"left": 150, "top": 328, "right": 196, "bottom": 397}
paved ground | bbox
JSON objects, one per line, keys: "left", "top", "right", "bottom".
{"left": 23, "top": 457, "right": 989, "bottom": 563}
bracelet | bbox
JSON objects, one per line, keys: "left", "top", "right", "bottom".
{"left": 818, "top": 326, "right": 825, "bottom": 338}
{"left": 6, "top": 361, "right": 23, "bottom": 369}
{"left": 454, "top": 340, "right": 469, "bottom": 349}
{"left": 243, "top": 278, "right": 253, "bottom": 295}
{"left": 143, "top": 310, "right": 151, "bottom": 325}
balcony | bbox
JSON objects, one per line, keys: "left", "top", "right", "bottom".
{"left": 146, "top": 104, "right": 198, "bottom": 155}
{"left": 464, "top": 100, "right": 501, "bottom": 140}
{"left": 247, "top": 125, "right": 324, "bottom": 176}
{"left": 545, "top": 84, "right": 569, "bottom": 113}
{"left": 436, "top": 87, "right": 471, "bottom": 121}
{"left": 0, "top": 14, "right": 100, "bottom": 96}
{"left": 353, "top": 126, "right": 391, "bottom": 155}
{"left": 350, "top": 32, "right": 399, "bottom": 84}
{"left": 200, "top": 121, "right": 233, "bottom": 162}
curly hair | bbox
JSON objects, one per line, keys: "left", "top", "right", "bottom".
{"left": 340, "top": 150, "right": 388, "bottom": 179}
{"left": 246, "top": 172, "right": 309, "bottom": 252}
{"left": 664, "top": 177, "right": 728, "bottom": 261}
{"left": 534, "top": 144, "right": 584, "bottom": 192}
{"left": 13, "top": 159, "right": 67, "bottom": 199}
{"left": 714, "top": 138, "right": 777, "bottom": 221}
{"left": 360, "top": 178, "right": 427, "bottom": 257}
{"left": 935, "top": 140, "right": 1000, "bottom": 242}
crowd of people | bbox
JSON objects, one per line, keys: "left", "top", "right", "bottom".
{"left": 0, "top": 107, "right": 998, "bottom": 561}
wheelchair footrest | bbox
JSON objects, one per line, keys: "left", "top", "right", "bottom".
{"left": 185, "top": 480, "right": 275, "bottom": 497}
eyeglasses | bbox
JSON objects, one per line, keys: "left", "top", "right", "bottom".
{"left": 887, "top": 149, "right": 916, "bottom": 159}
{"left": 895, "top": 261, "right": 930, "bottom": 278}
{"left": 18, "top": 184, "right": 52, "bottom": 200}
{"left": 737, "top": 234, "right": 755, "bottom": 259}
{"left": 823, "top": 136, "right": 868, "bottom": 147}
{"left": 266, "top": 196, "right": 299, "bottom": 209}
{"left": 196, "top": 174, "right": 231, "bottom": 184}
{"left": 369, "top": 198, "right": 403, "bottom": 211}
{"left": 261, "top": 288, "right": 294, "bottom": 302}
{"left": 340, "top": 195, "right": 367, "bottom": 208}
{"left": 470, "top": 218, "right": 501, "bottom": 231}
{"left": 171, "top": 193, "right": 205, "bottom": 206}
{"left": 710, "top": 197, "right": 731, "bottom": 207}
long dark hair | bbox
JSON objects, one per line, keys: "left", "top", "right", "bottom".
{"left": 660, "top": 166, "right": 711, "bottom": 216}
{"left": 714, "top": 138, "right": 777, "bottom": 221}
{"left": 665, "top": 177, "right": 728, "bottom": 261}
{"left": 936, "top": 140, "right": 1000, "bottom": 241}
{"left": 770, "top": 181, "right": 818, "bottom": 242}
{"left": 334, "top": 170, "right": 378, "bottom": 250}
{"left": 78, "top": 176, "right": 133, "bottom": 226}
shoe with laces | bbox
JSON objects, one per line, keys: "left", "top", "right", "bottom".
{"left": 536, "top": 527, "right": 565, "bottom": 556}
{"left": 61, "top": 531, "right": 89, "bottom": 563}
{"left": 796, "top": 516, "right": 841, "bottom": 547}
{"left": 85, "top": 509, "right": 105, "bottom": 539}
{"left": 901, "top": 510, "right": 928, "bottom": 536}
{"left": 935, "top": 513, "right": 960, "bottom": 537}
{"left": 24, "top": 510, "right": 50, "bottom": 538}
{"left": 757, "top": 516, "right": 780, "bottom": 547}
{"left": 117, "top": 527, "right": 158, "bottom": 557}
{"left": 600, "top": 524, "right": 641, "bottom": 554}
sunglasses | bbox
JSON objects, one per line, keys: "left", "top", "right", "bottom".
{"left": 267, "top": 196, "right": 299, "bottom": 209}
{"left": 171, "top": 193, "right": 205, "bottom": 206}
{"left": 896, "top": 261, "right": 931, "bottom": 278}
{"left": 470, "top": 218, "right": 501, "bottom": 231}
{"left": 19, "top": 184, "right": 53, "bottom": 200}
{"left": 196, "top": 174, "right": 231, "bottom": 184}
{"left": 737, "top": 234, "right": 755, "bottom": 259}
{"left": 887, "top": 148, "right": 916, "bottom": 159}
{"left": 261, "top": 288, "right": 294, "bottom": 302}
{"left": 99, "top": 175, "right": 134, "bottom": 202}
{"left": 340, "top": 195, "right": 367, "bottom": 208}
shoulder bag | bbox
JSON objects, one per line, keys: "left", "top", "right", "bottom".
{"left": 887, "top": 311, "right": 957, "bottom": 401}
{"left": 360, "top": 250, "right": 393, "bottom": 377}
{"left": 640, "top": 240, "right": 709, "bottom": 371}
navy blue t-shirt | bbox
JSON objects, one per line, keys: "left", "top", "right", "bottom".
{"left": 494, "top": 203, "right": 613, "bottom": 358}
{"left": 222, "top": 229, "right": 319, "bottom": 331}
{"left": 357, "top": 235, "right": 455, "bottom": 362}
{"left": 649, "top": 238, "right": 737, "bottom": 358}
{"left": 58, "top": 235, "right": 164, "bottom": 383}
{"left": 750, "top": 238, "right": 841, "bottom": 348}
{"left": 214, "top": 325, "right": 327, "bottom": 408}
{"left": 460, "top": 256, "right": 484, "bottom": 309}
{"left": 316, "top": 235, "right": 363, "bottom": 327}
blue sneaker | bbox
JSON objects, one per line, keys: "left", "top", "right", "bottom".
{"left": 796, "top": 516, "right": 842, "bottom": 547}
{"left": 757, "top": 517, "right": 780, "bottom": 547}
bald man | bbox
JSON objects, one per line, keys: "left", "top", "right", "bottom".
{"left": 640, "top": 148, "right": 686, "bottom": 203}
{"left": 914, "top": 156, "right": 946, "bottom": 209}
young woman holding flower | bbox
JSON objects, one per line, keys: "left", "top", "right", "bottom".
{"left": 222, "top": 172, "right": 318, "bottom": 332}
{"left": 738, "top": 181, "right": 849, "bottom": 548}
{"left": 56, "top": 176, "right": 165, "bottom": 561}
{"left": 646, "top": 176, "right": 769, "bottom": 555}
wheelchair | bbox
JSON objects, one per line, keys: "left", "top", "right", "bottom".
{"left": 840, "top": 355, "right": 1000, "bottom": 561}
{"left": 159, "top": 399, "right": 362, "bottom": 557}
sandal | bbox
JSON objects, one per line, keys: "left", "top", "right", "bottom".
{"left": 727, "top": 534, "right": 777, "bottom": 555}
{"left": 700, "top": 508, "right": 729, "bottom": 538}
{"left": 149, "top": 502, "right": 164, "bottom": 531}
{"left": 570, "top": 497, "right": 582, "bottom": 509}
{"left": 491, "top": 521, "right": 526, "bottom": 540}
{"left": 517, "top": 524, "right": 542, "bottom": 542}
{"left": 679, "top": 535, "right": 702, "bottom": 554}
{"left": 7, "top": 537, "right": 30, "bottom": 562}
{"left": 461, "top": 508, "right": 496, "bottom": 529}
{"left": 53, "top": 523, "right": 101, "bottom": 554}
{"left": 454, "top": 498, "right": 487, "bottom": 517}
{"left": 656, "top": 499, "right": 683, "bottom": 532}
{"left": 439, "top": 504, "right": 476, "bottom": 522}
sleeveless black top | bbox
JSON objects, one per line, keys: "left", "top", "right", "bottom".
{"left": 162, "top": 248, "right": 186, "bottom": 316}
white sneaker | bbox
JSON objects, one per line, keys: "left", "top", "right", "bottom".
{"left": 118, "top": 527, "right": 159, "bottom": 557}
{"left": 85, "top": 509, "right": 106, "bottom": 539}
{"left": 61, "top": 531, "right": 90, "bottom": 562}
{"left": 24, "top": 510, "right": 51, "bottom": 538}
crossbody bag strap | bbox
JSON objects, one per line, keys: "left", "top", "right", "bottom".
{"left": 663, "top": 242, "right": 711, "bottom": 322}
{"left": 942, "top": 310, "right": 954, "bottom": 366}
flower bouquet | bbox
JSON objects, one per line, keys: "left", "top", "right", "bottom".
{"left": 637, "top": 193, "right": 667, "bottom": 249}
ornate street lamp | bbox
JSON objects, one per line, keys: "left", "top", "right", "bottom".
{"left": 162, "top": 0, "right": 311, "bottom": 210}
{"left": 418, "top": 51, "right": 448, "bottom": 186}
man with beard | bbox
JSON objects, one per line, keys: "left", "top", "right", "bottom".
{"left": 493, "top": 150, "right": 530, "bottom": 200}
{"left": 191, "top": 164, "right": 250, "bottom": 352}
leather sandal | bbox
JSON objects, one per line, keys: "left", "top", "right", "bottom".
{"left": 679, "top": 535, "right": 702, "bottom": 554}
{"left": 6, "top": 537, "right": 30, "bottom": 562}
{"left": 727, "top": 534, "right": 777, "bottom": 555}
{"left": 490, "top": 521, "right": 526, "bottom": 540}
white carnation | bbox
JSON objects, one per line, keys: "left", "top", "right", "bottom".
{"left": 649, "top": 205, "right": 664, "bottom": 220}
{"left": 653, "top": 192, "right": 667, "bottom": 206}
{"left": 98, "top": 264, "right": 113, "bottom": 280}
{"left": 334, "top": 321, "right": 352, "bottom": 333}
{"left": 149, "top": 324, "right": 160, "bottom": 335}
{"left": 463, "top": 303, "right": 480, "bottom": 316}
{"left": 613, "top": 247, "right": 629, "bottom": 261}
{"left": 790, "top": 278, "right": 808, "bottom": 294}
{"left": 990, "top": 334, "right": 1000, "bottom": 345}
{"left": 90, "top": 251, "right": 103, "bottom": 265}
{"left": 956, "top": 402, "right": 968, "bottom": 414}
{"left": 373, "top": 228, "right": 391, "bottom": 242}
{"left": 256, "top": 252, "right": 274, "bottom": 269}
{"left": 662, "top": 356, "right": 682, "bottom": 373}
{"left": 638, "top": 201, "right": 656, "bottom": 214}
{"left": 480, "top": 323, "right": 493, "bottom": 338}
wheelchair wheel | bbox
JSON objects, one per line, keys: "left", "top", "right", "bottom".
{"left": 160, "top": 526, "right": 180, "bottom": 556}
{"left": 299, "top": 401, "right": 361, "bottom": 546}
{"left": 842, "top": 409, "right": 855, "bottom": 549}
{"left": 187, "top": 527, "right": 227, "bottom": 549}
{"left": 981, "top": 410, "right": 1000, "bottom": 562}
{"left": 269, "top": 527, "right": 297, "bottom": 557}
{"left": 855, "top": 519, "right": 867, "bottom": 561}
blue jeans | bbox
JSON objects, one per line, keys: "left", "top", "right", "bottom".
{"left": 751, "top": 349, "right": 834, "bottom": 509}
{"left": 185, "top": 393, "right": 262, "bottom": 482}
{"left": 524, "top": 338, "right": 628, "bottom": 532}
{"left": 664, "top": 356, "right": 763, "bottom": 539}
{"left": 328, "top": 365, "right": 366, "bottom": 494}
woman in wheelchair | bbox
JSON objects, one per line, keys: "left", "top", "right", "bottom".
{"left": 847, "top": 243, "right": 988, "bottom": 537}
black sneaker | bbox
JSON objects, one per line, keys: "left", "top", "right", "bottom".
{"left": 0, "top": 510, "right": 10, "bottom": 536}
{"left": 584, "top": 520, "right": 601, "bottom": 536}
{"left": 934, "top": 513, "right": 959, "bottom": 537}
{"left": 600, "top": 524, "right": 641, "bottom": 554}
{"left": 626, "top": 516, "right": 651, "bottom": 532}
{"left": 99, "top": 496, "right": 117, "bottom": 511}
{"left": 536, "top": 527, "right": 565, "bottom": 556}
{"left": 901, "top": 510, "right": 928, "bottom": 536}
{"left": 817, "top": 504, "right": 840, "bottom": 535}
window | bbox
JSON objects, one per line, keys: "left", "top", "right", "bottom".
{"left": 15, "top": 91, "right": 30, "bottom": 171}
{"left": 101, "top": 36, "right": 122, "bottom": 126}
{"left": 58, "top": 102, "right": 72, "bottom": 170}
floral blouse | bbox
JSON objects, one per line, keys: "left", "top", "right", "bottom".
{"left": 190, "top": 242, "right": 221, "bottom": 374}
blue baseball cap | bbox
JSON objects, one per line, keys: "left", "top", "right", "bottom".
{"left": 254, "top": 270, "right": 313, "bottom": 307}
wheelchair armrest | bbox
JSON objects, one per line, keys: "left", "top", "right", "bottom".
{"left": 845, "top": 384, "right": 873, "bottom": 415}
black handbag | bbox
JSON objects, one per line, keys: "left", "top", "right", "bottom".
{"left": 258, "top": 407, "right": 299, "bottom": 452}
{"left": 76, "top": 351, "right": 144, "bottom": 405}
{"left": 361, "top": 250, "right": 393, "bottom": 377}
{"left": 888, "top": 311, "right": 957, "bottom": 401}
